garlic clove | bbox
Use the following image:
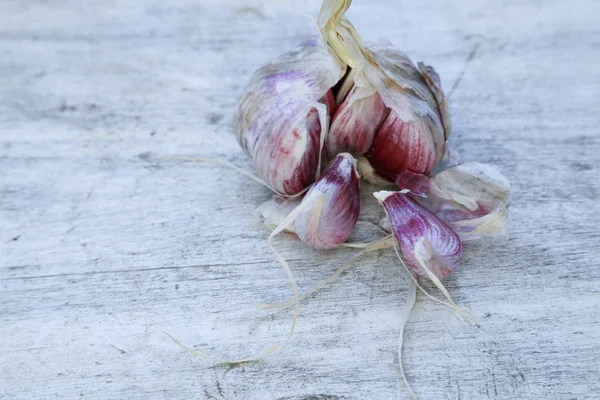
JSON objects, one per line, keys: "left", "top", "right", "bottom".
{"left": 295, "top": 153, "right": 361, "bottom": 249}
{"left": 367, "top": 112, "right": 445, "bottom": 181}
{"left": 361, "top": 45, "right": 448, "bottom": 181}
{"left": 374, "top": 190, "right": 462, "bottom": 279}
{"left": 327, "top": 88, "right": 389, "bottom": 157}
{"left": 235, "top": 41, "right": 343, "bottom": 196}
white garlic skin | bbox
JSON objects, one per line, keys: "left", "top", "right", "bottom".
{"left": 295, "top": 153, "right": 361, "bottom": 249}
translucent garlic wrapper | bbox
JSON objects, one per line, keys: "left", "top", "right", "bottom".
{"left": 395, "top": 163, "right": 511, "bottom": 241}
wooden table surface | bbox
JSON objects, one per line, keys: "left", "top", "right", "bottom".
{"left": 2, "top": 0, "right": 599, "bottom": 399}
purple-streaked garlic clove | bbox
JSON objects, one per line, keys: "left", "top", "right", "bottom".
{"left": 295, "top": 153, "right": 361, "bottom": 249}
{"left": 326, "top": 90, "right": 389, "bottom": 157}
{"left": 235, "top": 40, "right": 343, "bottom": 196}
{"left": 363, "top": 46, "right": 450, "bottom": 181}
{"left": 374, "top": 190, "right": 462, "bottom": 279}
{"left": 367, "top": 113, "right": 445, "bottom": 181}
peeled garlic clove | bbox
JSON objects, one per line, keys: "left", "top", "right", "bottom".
{"left": 254, "top": 195, "right": 302, "bottom": 236}
{"left": 374, "top": 190, "right": 461, "bottom": 279}
{"left": 326, "top": 88, "right": 389, "bottom": 157}
{"left": 295, "top": 153, "right": 361, "bottom": 249}
{"left": 235, "top": 40, "right": 343, "bottom": 196}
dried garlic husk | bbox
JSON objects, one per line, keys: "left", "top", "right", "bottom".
{"left": 356, "top": 156, "right": 393, "bottom": 186}
{"left": 395, "top": 163, "right": 511, "bottom": 240}
{"left": 253, "top": 195, "right": 301, "bottom": 236}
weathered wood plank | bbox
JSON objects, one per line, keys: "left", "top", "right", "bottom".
{"left": 1, "top": 0, "right": 599, "bottom": 399}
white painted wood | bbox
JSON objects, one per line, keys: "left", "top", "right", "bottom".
{"left": 1, "top": 0, "right": 599, "bottom": 399}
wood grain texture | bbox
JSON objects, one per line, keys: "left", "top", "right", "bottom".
{"left": 1, "top": 0, "right": 599, "bottom": 399}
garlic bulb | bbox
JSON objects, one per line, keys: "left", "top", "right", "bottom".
{"left": 235, "top": 0, "right": 451, "bottom": 195}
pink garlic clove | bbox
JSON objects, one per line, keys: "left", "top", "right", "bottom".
{"left": 295, "top": 153, "right": 361, "bottom": 249}
{"left": 327, "top": 89, "right": 389, "bottom": 157}
{"left": 367, "top": 113, "right": 446, "bottom": 181}
{"left": 235, "top": 41, "right": 343, "bottom": 196}
{"left": 374, "top": 190, "right": 461, "bottom": 279}
{"left": 359, "top": 46, "right": 449, "bottom": 182}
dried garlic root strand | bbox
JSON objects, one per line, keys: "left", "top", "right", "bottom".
{"left": 391, "top": 238, "right": 474, "bottom": 326}
{"left": 397, "top": 273, "right": 418, "bottom": 400}
{"left": 258, "top": 235, "right": 393, "bottom": 311}
{"left": 181, "top": 157, "right": 310, "bottom": 198}
{"left": 414, "top": 238, "right": 475, "bottom": 325}
{"left": 164, "top": 190, "right": 326, "bottom": 364}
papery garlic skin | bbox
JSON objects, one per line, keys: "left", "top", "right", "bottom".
{"left": 374, "top": 191, "right": 461, "bottom": 279}
{"left": 235, "top": 40, "right": 343, "bottom": 195}
{"left": 254, "top": 195, "right": 302, "bottom": 235}
{"left": 295, "top": 153, "right": 361, "bottom": 249}
{"left": 356, "top": 156, "right": 393, "bottom": 186}
{"left": 414, "top": 163, "right": 511, "bottom": 240}
{"left": 429, "top": 163, "right": 510, "bottom": 212}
